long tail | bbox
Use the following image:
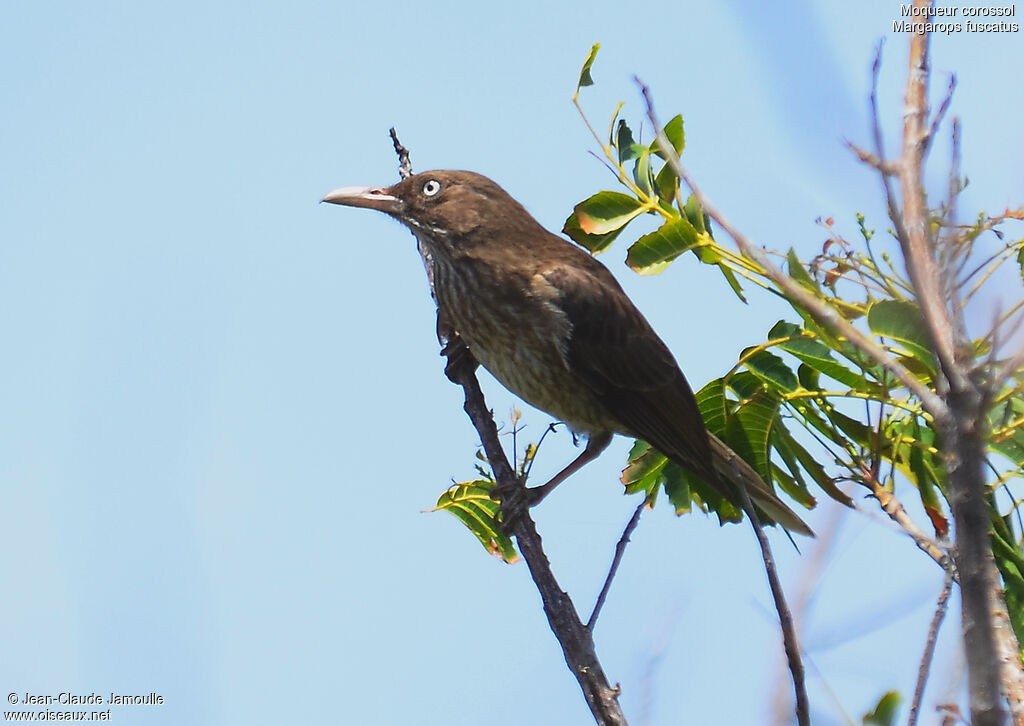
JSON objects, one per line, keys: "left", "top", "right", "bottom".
{"left": 707, "top": 433, "right": 815, "bottom": 537}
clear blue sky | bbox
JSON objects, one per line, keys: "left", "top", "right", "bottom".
{"left": 2, "top": 2, "right": 1020, "bottom": 724}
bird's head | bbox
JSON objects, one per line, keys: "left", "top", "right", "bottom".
{"left": 322, "top": 170, "right": 540, "bottom": 241}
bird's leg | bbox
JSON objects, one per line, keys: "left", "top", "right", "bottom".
{"left": 523, "top": 431, "right": 613, "bottom": 505}
{"left": 492, "top": 432, "right": 612, "bottom": 534}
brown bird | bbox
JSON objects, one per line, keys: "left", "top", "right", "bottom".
{"left": 323, "top": 170, "right": 812, "bottom": 536}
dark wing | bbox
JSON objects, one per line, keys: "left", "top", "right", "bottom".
{"left": 535, "top": 257, "right": 719, "bottom": 486}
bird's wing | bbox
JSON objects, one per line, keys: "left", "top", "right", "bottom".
{"left": 534, "top": 259, "right": 717, "bottom": 483}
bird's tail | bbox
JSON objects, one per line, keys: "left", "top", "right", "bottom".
{"left": 708, "top": 433, "right": 815, "bottom": 537}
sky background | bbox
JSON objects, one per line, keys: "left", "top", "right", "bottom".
{"left": 2, "top": 2, "right": 1021, "bottom": 725}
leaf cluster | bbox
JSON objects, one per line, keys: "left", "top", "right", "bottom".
{"left": 432, "top": 44, "right": 1024, "bottom": 649}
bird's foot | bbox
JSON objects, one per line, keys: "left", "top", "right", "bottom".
{"left": 439, "top": 333, "right": 478, "bottom": 383}
{"left": 491, "top": 480, "right": 545, "bottom": 534}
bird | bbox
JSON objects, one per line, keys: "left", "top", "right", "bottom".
{"left": 322, "top": 170, "right": 812, "bottom": 536}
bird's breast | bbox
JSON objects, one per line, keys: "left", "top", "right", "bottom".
{"left": 429, "top": 254, "right": 621, "bottom": 436}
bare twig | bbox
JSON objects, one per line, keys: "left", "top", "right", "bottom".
{"left": 843, "top": 140, "right": 898, "bottom": 176}
{"left": 908, "top": 571, "right": 954, "bottom": 726}
{"left": 389, "top": 127, "right": 413, "bottom": 180}
{"left": 867, "top": 41, "right": 915, "bottom": 284}
{"left": 771, "top": 502, "right": 848, "bottom": 726}
{"left": 731, "top": 462, "right": 810, "bottom": 726}
{"left": 926, "top": 73, "right": 958, "bottom": 157}
{"left": 864, "top": 472, "right": 955, "bottom": 576}
{"left": 587, "top": 495, "right": 650, "bottom": 631}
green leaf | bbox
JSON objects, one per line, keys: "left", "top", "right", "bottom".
{"left": 661, "top": 461, "right": 695, "bottom": 514}
{"left": 683, "top": 194, "right": 709, "bottom": 235}
{"left": 797, "top": 363, "right": 821, "bottom": 391}
{"left": 652, "top": 114, "right": 685, "bottom": 159}
{"left": 573, "top": 191, "right": 646, "bottom": 235}
{"left": 770, "top": 463, "right": 816, "bottom": 508}
{"left": 654, "top": 160, "right": 678, "bottom": 203}
{"left": 616, "top": 120, "right": 639, "bottom": 165}
{"left": 716, "top": 264, "right": 747, "bottom": 303}
{"left": 989, "top": 397, "right": 1024, "bottom": 463}
{"left": 774, "top": 424, "right": 853, "bottom": 506}
{"left": 768, "top": 320, "right": 869, "bottom": 390}
{"left": 1017, "top": 244, "right": 1024, "bottom": 281}
{"left": 991, "top": 526, "right": 1024, "bottom": 647}
{"left": 726, "top": 388, "right": 782, "bottom": 483}
{"left": 742, "top": 348, "right": 800, "bottom": 393}
{"left": 620, "top": 426, "right": 740, "bottom": 521}
{"left": 633, "top": 147, "right": 653, "bottom": 196}
{"left": 867, "top": 300, "right": 937, "bottom": 374}
{"left": 431, "top": 482, "right": 518, "bottom": 563}
{"left": 728, "top": 370, "right": 765, "bottom": 400}
{"left": 787, "top": 248, "right": 821, "bottom": 293}
{"left": 614, "top": 120, "right": 634, "bottom": 163}
{"left": 626, "top": 217, "right": 701, "bottom": 273}
{"left": 563, "top": 210, "right": 626, "bottom": 253}
{"left": 863, "top": 691, "right": 902, "bottom": 726}
{"left": 826, "top": 407, "right": 875, "bottom": 449}
{"left": 695, "top": 378, "right": 728, "bottom": 436}
{"left": 620, "top": 440, "right": 667, "bottom": 495}
{"left": 907, "top": 417, "right": 945, "bottom": 503}
{"left": 576, "top": 43, "right": 600, "bottom": 91}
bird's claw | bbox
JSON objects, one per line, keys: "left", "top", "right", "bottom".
{"left": 491, "top": 481, "right": 548, "bottom": 533}
{"left": 441, "top": 337, "right": 479, "bottom": 383}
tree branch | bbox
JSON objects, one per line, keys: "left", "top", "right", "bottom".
{"left": 587, "top": 495, "right": 649, "bottom": 631}
{"left": 442, "top": 333, "right": 629, "bottom": 726}
{"left": 989, "top": 578, "right": 1024, "bottom": 722}
{"left": 734, "top": 482, "right": 810, "bottom": 726}
{"left": 898, "top": 5, "right": 968, "bottom": 392}
{"left": 864, "top": 471, "right": 955, "bottom": 576}
{"left": 896, "top": 7, "right": 1007, "bottom": 723}
{"left": 908, "top": 570, "right": 954, "bottom": 726}
{"left": 391, "top": 130, "right": 628, "bottom": 726}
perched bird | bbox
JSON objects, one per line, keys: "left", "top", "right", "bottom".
{"left": 323, "top": 170, "right": 812, "bottom": 536}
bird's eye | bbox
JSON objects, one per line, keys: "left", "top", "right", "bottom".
{"left": 423, "top": 180, "right": 442, "bottom": 197}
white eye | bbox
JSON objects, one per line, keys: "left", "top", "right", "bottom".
{"left": 423, "top": 180, "right": 442, "bottom": 197}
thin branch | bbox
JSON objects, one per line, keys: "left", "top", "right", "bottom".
{"left": 587, "top": 495, "right": 650, "bottom": 631}
{"left": 939, "top": 118, "right": 963, "bottom": 313}
{"left": 957, "top": 241, "right": 1023, "bottom": 296}
{"left": 868, "top": 41, "right": 914, "bottom": 272}
{"left": 991, "top": 350, "right": 1024, "bottom": 399}
{"left": 898, "top": 3, "right": 969, "bottom": 391}
{"left": 926, "top": 73, "right": 958, "bottom": 157}
{"left": 635, "top": 77, "right": 949, "bottom": 421}
{"left": 730, "top": 461, "right": 810, "bottom": 726}
{"left": 389, "top": 127, "right": 413, "bottom": 180}
{"left": 908, "top": 570, "right": 954, "bottom": 726}
{"left": 771, "top": 502, "right": 848, "bottom": 726}
{"left": 843, "top": 140, "right": 899, "bottom": 176}
{"left": 441, "top": 332, "right": 628, "bottom": 726}
{"left": 863, "top": 468, "right": 956, "bottom": 578}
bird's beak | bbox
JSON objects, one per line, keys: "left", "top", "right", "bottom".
{"left": 321, "top": 185, "right": 403, "bottom": 215}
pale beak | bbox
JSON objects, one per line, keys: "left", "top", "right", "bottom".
{"left": 321, "top": 185, "right": 403, "bottom": 215}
